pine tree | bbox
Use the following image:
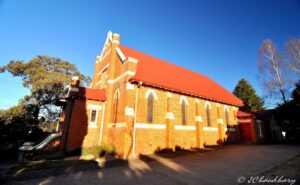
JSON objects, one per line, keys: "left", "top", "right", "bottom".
{"left": 233, "top": 79, "right": 264, "bottom": 111}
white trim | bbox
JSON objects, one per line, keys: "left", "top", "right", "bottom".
{"left": 95, "top": 81, "right": 102, "bottom": 86}
{"left": 165, "top": 112, "right": 175, "bottom": 119}
{"left": 88, "top": 124, "right": 98, "bottom": 128}
{"left": 114, "top": 89, "right": 120, "bottom": 98}
{"left": 96, "top": 56, "right": 101, "bottom": 63}
{"left": 224, "top": 127, "right": 235, "bottom": 132}
{"left": 69, "top": 87, "right": 79, "bottom": 92}
{"left": 99, "top": 31, "right": 112, "bottom": 61}
{"left": 107, "top": 31, "right": 113, "bottom": 43}
{"left": 126, "top": 83, "right": 135, "bottom": 90}
{"left": 205, "top": 101, "right": 212, "bottom": 109}
{"left": 203, "top": 127, "right": 218, "bottom": 131}
{"left": 102, "top": 48, "right": 112, "bottom": 61}
{"left": 125, "top": 107, "right": 135, "bottom": 116}
{"left": 97, "top": 64, "right": 109, "bottom": 76}
{"left": 87, "top": 104, "right": 102, "bottom": 110}
{"left": 98, "top": 49, "right": 112, "bottom": 63}
{"left": 217, "top": 118, "right": 224, "bottom": 124}
{"left": 127, "top": 57, "right": 139, "bottom": 63}
{"left": 112, "top": 40, "right": 119, "bottom": 44}
{"left": 179, "top": 96, "right": 188, "bottom": 105}
{"left": 195, "top": 116, "right": 203, "bottom": 122}
{"left": 128, "top": 71, "right": 135, "bottom": 76}
{"left": 89, "top": 109, "right": 99, "bottom": 127}
{"left": 175, "top": 125, "right": 196, "bottom": 130}
{"left": 116, "top": 47, "right": 126, "bottom": 62}
{"left": 132, "top": 86, "right": 139, "bottom": 157}
{"left": 107, "top": 71, "right": 136, "bottom": 84}
{"left": 108, "top": 122, "right": 127, "bottom": 128}
{"left": 224, "top": 105, "right": 229, "bottom": 112}
{"left": 135, "top": 123, "right": 166, "bottom": 129}
{"left": 145, "top": 89, "right": 158, "bottom": 100}
{"left": 99, "top": 103, "right": 106, "bottom": 145}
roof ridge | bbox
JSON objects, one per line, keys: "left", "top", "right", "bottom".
{"left": 119, "top": 44, "right": 243, "bottom": 106}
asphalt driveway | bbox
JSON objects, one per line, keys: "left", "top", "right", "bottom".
{"left": 6, "top": 144, "right": 300, "bottom": 185}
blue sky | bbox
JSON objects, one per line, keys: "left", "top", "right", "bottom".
{"left": 0, "top": 0, "right": 300, "bottom": 109}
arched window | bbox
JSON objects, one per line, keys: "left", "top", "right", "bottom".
{"left": 181, "top": 100, "right": 187, "bottom": 125}
{"left": 225, "top": 108, "right": 230, "bottom": 127}
{"left": 147, "top": 92, "right": 154, "bottom": 123}
{"left": 206, "top": 104, "right": 211, "bottom": 127}
{"left": 113, "top": 90, "right": 119, "bottom": 123}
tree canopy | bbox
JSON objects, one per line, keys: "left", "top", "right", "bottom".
{"left": 233, "top": 78, "right": 264, "bottom": 111}
{"left": 0, "top": 55, "right": 91, "bottom": 121}
{"left": 0, "top": 56, "right": 91, "bottom": 157}
{"left": 258, "top": 39, "right": 293, "bottom": 104}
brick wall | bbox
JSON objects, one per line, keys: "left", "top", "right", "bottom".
{"left": 65, "top": 100, "right": 104, "bottom": 152}
{"left": 62, "top": 33, "right": 242, "bottom": 157}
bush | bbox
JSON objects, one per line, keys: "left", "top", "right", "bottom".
{"left": 81, "top": 145, "right": 116, "bottom": 158}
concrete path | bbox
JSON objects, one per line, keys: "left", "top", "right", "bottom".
{"left": 6, "top": 144, "right": 300, "bottom": 185}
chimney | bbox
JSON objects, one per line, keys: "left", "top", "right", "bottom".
{"left": 112, "top": 33, "right": 120, "bottom": 44}
{"left": 70, "top": 76, "right": 80, "bottom": 88}
{"left": 66, "top": 76, "right": 80, "bottom": 98}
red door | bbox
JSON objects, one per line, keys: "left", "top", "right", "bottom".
{"left": 240, "top": 123, "right": 252, "bottom": 142}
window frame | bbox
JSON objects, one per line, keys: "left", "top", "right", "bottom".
{"left": 181, "top": 100, "right": 187, "bottom": 125}
{"left": 206, "top": 104, "right": 211, "bottom": 127}
{"left": 89, "top": 109, "right": 98, "bottom": 127}
{"left": 147, "top": 92, "right": 154, "bottom": 123}
{"left": 225, "top": 108, "right": 230, "bottom": 128}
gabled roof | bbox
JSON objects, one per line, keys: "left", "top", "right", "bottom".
{"left": 78, "top": 87, "right": 106, "bottom": 101}
{"left": 119, "top": 45, "right": 243, "bottom": 107}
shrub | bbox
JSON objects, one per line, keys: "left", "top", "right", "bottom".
{"left": 81, "top": 145, "right": 116, "bottom": 158}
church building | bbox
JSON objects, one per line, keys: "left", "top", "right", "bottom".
{"left": 59, "top": 31, "right": 253, "bottom": 159}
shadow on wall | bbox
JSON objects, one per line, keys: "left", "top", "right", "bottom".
{"left": 64, "top": 98, "right": 89, "bottom": 156}
{"left": 223, "top": 125, "right": 241, "bottom": 144}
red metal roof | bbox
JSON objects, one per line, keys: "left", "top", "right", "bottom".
{"left": 237, "top": 110, "right": 254, "bottom": 118}
{"left": 120, "top": 45, "right": 244, "bottom": 106}
{"left": 78, "top": 87, "right": 106, "bottom": 101}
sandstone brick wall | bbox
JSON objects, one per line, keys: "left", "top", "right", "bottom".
{"left": 135, "top": 128, "right": 166, "bottom": 154}
{"left": 108, "top": 127, "right": 126, "bottom": 158}
{"left": 174, "top": 130, "right": 197, "bottom": 149}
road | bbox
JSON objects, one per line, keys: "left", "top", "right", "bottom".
{"left": 6, "top": 144, "right": 300, "bottom": 185}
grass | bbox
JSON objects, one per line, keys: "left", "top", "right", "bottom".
{"left": 81, "top": 145, "right": 116, "bottom": 158}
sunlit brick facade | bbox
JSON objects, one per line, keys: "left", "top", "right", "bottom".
{"left": 59, "top": 31, "right": 249, "bottom": 159}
